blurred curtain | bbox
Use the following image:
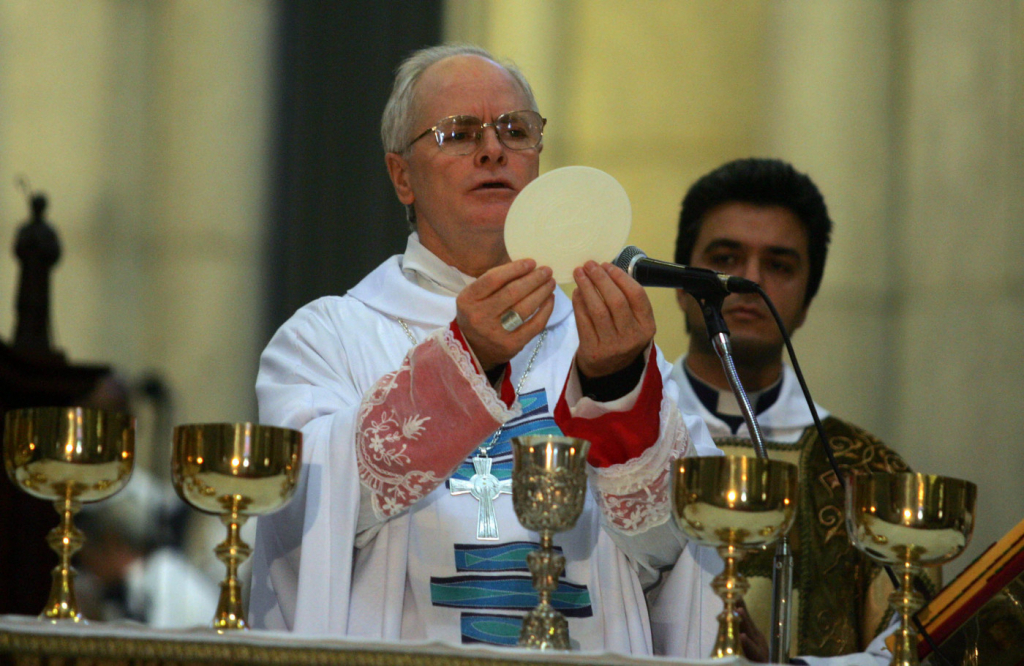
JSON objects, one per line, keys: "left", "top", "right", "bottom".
{"left": 265, "top": 1, "right": 443, "bottom": 338}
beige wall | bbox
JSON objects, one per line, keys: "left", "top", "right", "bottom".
{"left": 0, "top": 0, "right": 275, "bottom": 474}
{"left": 448, "top": 0, "right": 1024, "bottom": 577}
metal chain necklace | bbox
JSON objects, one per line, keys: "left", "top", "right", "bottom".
{"left": 397, "top": 319, "right": 547, "bottom": 540}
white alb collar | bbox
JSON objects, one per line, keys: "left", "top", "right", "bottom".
{"left": 400, "top": 232, "right": 477, "bottom": 297}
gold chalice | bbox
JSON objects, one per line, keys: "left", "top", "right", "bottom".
{"left": 3, "top": 406, "right": 134, "bottom": 622}
{"left": 511, "top": 435, "right": 591, "bottom": 650}
{"left": 846, "top": 472, "right": 976, "bottom": 666}
{"left": 672, "top": 455, "right": 798, "bottom": 659}
{"left": 171, "top": 423, "right": 302, "bottom": 631}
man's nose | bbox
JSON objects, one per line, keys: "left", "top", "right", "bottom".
{"left": 739, "top": 258, "right": 762, "bottom": 283}
{"left": 475, "top": 125, "right": 506, "bottom": 164}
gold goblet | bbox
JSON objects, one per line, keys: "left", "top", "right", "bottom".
{"left": 846, "top": 472, "right": 976, "bottom": 666}
{"left": 3, "top": 406, "right": 134, "bottom": 622}
{"left": 511, "top": 434, "right": 591, "bottom": 650}
{"left": 671, "top": 455, "right": 798, "bottom": 659}
{"left": 171, "top": 423, "right": 302, "bottom": 631}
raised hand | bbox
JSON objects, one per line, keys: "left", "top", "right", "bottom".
{"left": 456, "top": 259, "right": 556, "bottom": 370}
{"left": 571, "top": 261, "right": 655, "bottom": 378}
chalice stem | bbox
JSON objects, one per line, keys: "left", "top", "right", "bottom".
{"left": 889, "top": 562, "right": 925, "bottom": 666}
{"left": 711, "top": 546, "right": 749, "bottom": 659}
{"left": 519, "top": 529, "right": 570, "bottom": 649}
{"left": 42, "top": 492, "right": 84, "bottom": 621}
{"left": 213, "top": 507, "right": 252, "bottom": 630}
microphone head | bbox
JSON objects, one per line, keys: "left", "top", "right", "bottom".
{"left": 612, "top": 245, "right": 646, "bottom": 274}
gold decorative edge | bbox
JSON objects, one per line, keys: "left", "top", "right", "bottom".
{"left": 0, "top": 629, "right": 565, "bottom": 666}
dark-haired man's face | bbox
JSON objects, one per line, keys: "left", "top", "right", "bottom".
{"left": 678, "top": 202, "right": 811, "bottom": 366}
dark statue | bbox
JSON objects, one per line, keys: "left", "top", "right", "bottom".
{"left": 13, "top": 193, "right": 61, "bottom": 354}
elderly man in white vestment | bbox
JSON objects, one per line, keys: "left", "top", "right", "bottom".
{"left": 249, "top": 44, "right": 720, "bottom": 656}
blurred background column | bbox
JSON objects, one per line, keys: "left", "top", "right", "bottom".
{"left": 762, "top": 0, "right": 1024, "bottom": 573}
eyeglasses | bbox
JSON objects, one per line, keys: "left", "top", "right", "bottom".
{"left": 406, "top": 109, "right": 546, "bottom": 156}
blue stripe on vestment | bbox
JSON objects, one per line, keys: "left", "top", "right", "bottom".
{"left": 453, "top": 541, "right": 563, "bottom": 572}
{"left": 430, "top": 575, "right": 592, "bottom": 617}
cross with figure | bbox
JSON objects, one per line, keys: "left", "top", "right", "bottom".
{"left": 450, "top": 456, "right": 512, "bottom": 540}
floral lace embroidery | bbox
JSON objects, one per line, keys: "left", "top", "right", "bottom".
{"left": 437, "top": 326, "right": 517, "bottom": 425}
{"left": 589, "top": 399, "right": 693, "bottom": 534}
{"left": 355, "top": 326, "right": 518, "bottom": 522}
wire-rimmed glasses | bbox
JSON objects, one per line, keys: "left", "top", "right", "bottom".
{"left": 407, "top": 109, "right": 546, "bottom": 155}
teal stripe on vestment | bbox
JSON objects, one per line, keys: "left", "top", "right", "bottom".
{"left": 430, "top": 575, "right": 592, "bottom": 616}
{"left": 460, "top": 613, "right": 522, "bottom": 645}
{"left": 454, "top": 542, "right": 541, "bottom": 572}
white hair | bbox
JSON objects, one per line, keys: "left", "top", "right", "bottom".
{"left": 380, "top": 43, "right": 540, "bottom": 155}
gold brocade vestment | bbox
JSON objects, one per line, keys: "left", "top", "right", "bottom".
{"left": 715, "top": 416, "right": 939, "bottom": 657}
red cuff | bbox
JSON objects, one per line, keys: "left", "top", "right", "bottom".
{"left": 449, "top": 320, "right": 515, "bottom": 408}
{"left": 554, "top": 345, "right": 663, "bottom": 468}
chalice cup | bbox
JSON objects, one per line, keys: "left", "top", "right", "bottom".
{"left": 846, "top": 472, "right": 976, "bottom": 666}
{"left": 172, "top": 423, "right": 302, "bottom": 631}
{"left": 511, "top": 435, "right": 591, "bottom": 650}
{"left": 672, "top": 455, "right": 798, "bottom": 659}
{"left": 4, "top": 406, "right": 134, "bottom": 622}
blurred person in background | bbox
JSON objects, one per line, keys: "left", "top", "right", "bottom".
{"left": 77, "top": 468, "right": 219, "bottom": 628}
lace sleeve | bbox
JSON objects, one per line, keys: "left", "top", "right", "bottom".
{"left": 355, "top": 325, "right": 519, "bottom": 535}
{"left": 589, "top": 399, "right": 693, "bottom": 535}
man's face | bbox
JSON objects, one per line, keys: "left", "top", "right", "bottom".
{"left": 385, "top": 55, "right": 541, "bottom": 274}
{"left": 679, "top": 202, "right": 811, "bottom": 364}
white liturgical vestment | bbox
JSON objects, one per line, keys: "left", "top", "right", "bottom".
{"left": 249, "top": 234, "right": 721, "bottom": 656}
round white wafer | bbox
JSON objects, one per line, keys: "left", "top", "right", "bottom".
{"left": 504, "top": 166, "right": 631, "bottom": 284}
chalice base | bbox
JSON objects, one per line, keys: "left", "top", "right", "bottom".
{"left": 518, "top": 603, "right": 570, "bottom": 650}
{"left": 212, "top": 578, "right": 248, "bottom": 631}
{"left": 40, "top": 568, "right": 83, "bottom": 623}
{"left": 711, "top": 608, "right": 744, "bottom": 659}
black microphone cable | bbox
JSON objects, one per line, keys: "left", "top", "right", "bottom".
{"left": 752, "top": 283, "right": 953, "bottom": 666}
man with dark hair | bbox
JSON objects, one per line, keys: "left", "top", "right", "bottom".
{"left": 651, "top": 158, "right": 937, "bottom": 664}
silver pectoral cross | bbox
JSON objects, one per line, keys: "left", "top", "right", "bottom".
{"left": 450, "top": 456, "right": 512, "bottom": 541}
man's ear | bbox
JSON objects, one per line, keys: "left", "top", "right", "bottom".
{"left": 675, "top": 288, "right": 689, "bottom": 311}
{"left": 792, "top": 303, "right": 809, "bottom": 333}
{"left": 385, "top": 152, "right": 415, "bottom": 206}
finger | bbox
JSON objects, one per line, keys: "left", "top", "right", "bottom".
{"left": 738, "top": 634, "right": 766, "bottom": 663}
{"left": 465, "top": 258, "right": 537, "bottom": 301}
{"left": 571, "top": 285, "right": 597, "bottom": 347}
{"left": 572, "top": 263, "right": 615, "bottom": 338}
{"left": 581, "top": 262, "right": 635, "bottom": 334}
{"left": 585, "top": 260, "right": 638, "bottom": 329}
{"left": 603, "top": 263, "right": 654, "bottom": 321}
{"left": 510, "top": 276, "right": 557, "bottom": 322}
{"left": 596, "top": 263, "right": 656, "bottom": 343}
{"left": 519, "top": 293, "right": 555, "bottom": 338}
{"left": 507, "top": 293, "right": 554, "bottom": 346}
{"left": 492, "top": 266, "right": 554, "bottom": 314}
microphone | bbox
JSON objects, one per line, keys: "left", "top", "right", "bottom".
{"left": 612, "top": 246, "right": 759, "bottom": 297}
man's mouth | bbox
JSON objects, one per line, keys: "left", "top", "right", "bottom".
{"left": 474, "top": 179, "right": 514, "bottom": 191}
{"left": 725, "top": 304, "right": 764, "bottom": 320}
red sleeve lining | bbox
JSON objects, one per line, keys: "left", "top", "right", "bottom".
{"left": 554, "top": 345, "right": 662, "bottom": 468}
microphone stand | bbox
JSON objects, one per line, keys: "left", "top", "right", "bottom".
{"left": 698, "top": 295, "right": 792, "bottom": 664}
